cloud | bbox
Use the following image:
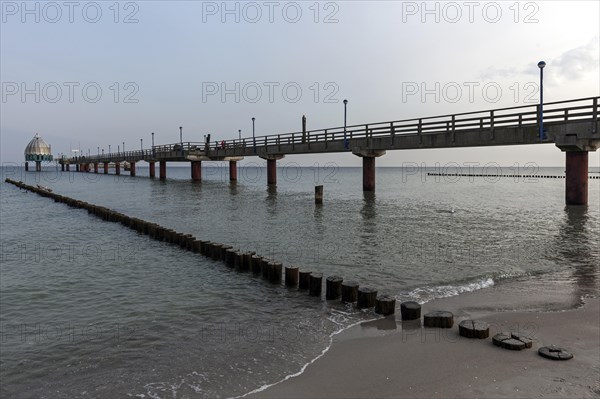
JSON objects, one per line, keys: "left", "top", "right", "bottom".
{"left": 552, "top": 37, "right": 599, "bottom": 81}
{"left": 478, "top": 37, "right": 599, "bottom": 82}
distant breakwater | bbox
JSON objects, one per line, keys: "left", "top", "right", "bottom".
{"left": 426, "top": 172, "right": 600, "bottom": 179}
{"left": 5, "top": 178, "right": 396, "bottom": 315}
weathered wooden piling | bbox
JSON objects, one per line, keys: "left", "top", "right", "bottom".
{"left": 400, "top": 301, "right": 421, "bottom": 320}
{"left": 225, "top": 248, "right": 237, "bottom": 267}
{"left": 211, "top": 243, "right": 223, "bottom": 260}
{"left": 424, "top": 311, "right": 454, "bottom": 328}
{"left": 242, "top": 252, "right": 253, "bottom": 271}
{"left": 185, "top": 235, "right": 195, "bottom": 251}
{"left": 325, "top": 276, "right": 343, "bottom": 300}
{"left": 285, "top": 266, "right": 299, "bottom": 287}
{"left": 268, "top": 262, "right": 283, "bottom": 283}
{"left": 341, "top": 281, "right": 359, "bottom": 303}
{"left": 458, "top": 320, "right": 489, "bottom": 339}
{"left": 298, "top": 270, "right": 311, "bottom": 290}
{"left": 315, "top": 185, "right": 323, "bottom": 204}
{"left": 357, "top": 287, "right": 378, "bottom": 309}
{"left": 375, "top": 294, "right": 396, "bottom": 316}
{"left": 175, "top": 232, "right": 185, "bottom": 246}
{"left": 251, "top": 255, "right": 263, "bottom": 274}
{"left": 261, "top": 258, "right": 271, "bottom": 279}
{"left": 309, "top": 273, "right": 323, "bottom": 296}
{"left": 200, "top": 241, "right": 212, "bottom": 255}
{"left": 192, "top": 240, "right": 202, "bottom": 253}
{"left": 181, "top": 234, "right": 193, "bottom": 249}
{"left": 234, "top": 251, "right": 244, "bottom": 270}
{"left": 220, "top": 245, "right": 233, "bottom": 261}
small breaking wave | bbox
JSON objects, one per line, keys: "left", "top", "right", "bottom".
{"left": 403, "top": 277, "right": 495, "bottom": 304}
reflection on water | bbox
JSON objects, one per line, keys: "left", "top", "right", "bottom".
{"left": 559, "top": 206, "right": 599, "bottom": 296}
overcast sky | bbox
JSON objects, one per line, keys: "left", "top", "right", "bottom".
{"left": 1, "top": 1, "right": 599, "bottom": 166}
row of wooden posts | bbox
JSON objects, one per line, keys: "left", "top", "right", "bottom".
{"left": 5, "top": 178, "right": 395, "bottom": 315}
{"left": 427, "top": 172, "right": 600, "bottom": 180}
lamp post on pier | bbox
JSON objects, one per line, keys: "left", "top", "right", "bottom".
{"left": 252, "top": 117, "right": 256, "bottom": 154}
{"left": 538, "top": 60, "right": 546, "bottom": 141}
{"left": 343, "top": 99, "right": 349, "bottom": 149}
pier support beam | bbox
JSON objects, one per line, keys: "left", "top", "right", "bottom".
{"left": 103, "top": 162, "right": 109, "bottom": 174}
{"left": 25, "top": 162, "right": 29, "bottom": 172}
{"left": 115, "top": 162, "right": 121, "bottom": 175}
{"left": 159, "top": 161, "right": 166, "bottom": 180}
{"left": 76, "top": 164, "right": 80, "bottom": 172}
{"left": 94, "top": 163, "right": 98, "bottom": 173}
{"left": 565, "top": 151, "right": 589, "bottom": 205}
{"left": 61, "top": 163, "right": 64, "bottom": 172}
{"left": 267, "top": 159, "right": 276, "bottom": 185}
{"left": 363, "top": 157, "right": 376, "bottom": 191}
{"left": 66, "top": 164, "right": 70, "bottom": 171}
{"left": 353, "top": 149, "right": 386, "bottom": 192}
{"left": 149, "top": 162, "right": 155, "bottom": 178}
{"left": 130, "top": 161, "right": 136, "bottom": 177}
{"left": 229, "top": 160, "right": 237, "bottom": 181}
{"left": 260, "top": 154, "right": 284, "bottom": 186}
{"left": 191, "top": 161, "right": 201, "bottom": 181}
{"left": 35, "top": 162, "right": 41, "bottom": 172}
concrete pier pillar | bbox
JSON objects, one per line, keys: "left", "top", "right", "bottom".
{"left": 76, "top": 164, "right": 80, "bottom": 172}
{"left": 25, "top": 162, "right": 29, "bottom": 171}
{"left": 363, "top": 157, "right": 376, "bottom": 192}
{"left": 103, "top": 162, "right": 109, "bottom": 174}
{"left": 35, "top": 162, "right": 41, "bottom": 172}
{"left": 267, "top": 159, "right": 277, "bottom": 185}
{"left": 149, "top": 162, "right": 155, "bottom": 178}
{"left": 353, "top": 150, "right": 385, "bottom": 192}
{"left": 229, "top": 160, "right": 237, "bottom": 181}
{"left": 61, "top": 163, "right": 65, "bottom": 172}
{"left": 565, "top": 151, "right": 589, "bottom": 205}
{"left": 159, "top": 161, "right": 166, "bottom": 180}
{"left": 191, "top": 161, "right": 201, "bottom": 181}
{"left": 115, "top": 162, "right": 121, "bottom": 175}
{"left": 94, "top": 163, "right": 98, "bottom": 173}
{"left": 66, "top": 164, "right": 70, "bottom": 171}
{"left": 130, "top": 161, "right": 136, "bottom": 177}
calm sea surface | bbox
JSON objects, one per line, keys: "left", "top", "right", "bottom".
{"left": 1, "top": 164, "right": 599, "bottom": 398}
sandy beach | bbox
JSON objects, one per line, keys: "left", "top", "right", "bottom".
{"left": 251, "top": 283, "right": 600, "bottom": 399}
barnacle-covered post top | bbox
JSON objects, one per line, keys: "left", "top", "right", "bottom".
{"left": 24, "top": 133, "right": 53, "bottom": 172}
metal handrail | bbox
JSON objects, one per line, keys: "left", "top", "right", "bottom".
{"left": 64, "top": 96, "right": 598, "bottom": 163}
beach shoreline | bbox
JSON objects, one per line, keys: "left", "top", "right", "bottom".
{"left": 249, "top": 280, "right": 599, "bottom": 399}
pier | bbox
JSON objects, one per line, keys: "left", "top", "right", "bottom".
{"left": 57, "top": 97, "right": 599, "bottom": 205}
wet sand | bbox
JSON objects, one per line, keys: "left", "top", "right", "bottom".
{"left": 251, "top": 284, "right": 600, "bottom": 398}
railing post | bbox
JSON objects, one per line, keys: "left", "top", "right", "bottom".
{"left": 390, "top": 122, "right": 395, "bottom": 146}
{"left": 325, "top": 129, "right": 328, "bottom": 149}
{"left": 564, "top": 109, "right": 569, "bottom": 121}
{"left": 452, "top": 115, "right": 456, "bottom": 143}
{"left": 593, "top": 97, "right": 598, "bottom": 133}
{"left": 418, "top": 119, "right": 422, "bottom": 144}
{"left": 292, "top": 133, "right": 295, "bottom": 150}
{"left": 278, "top": 134, "right": 281, "bottom": 151}
{"left": 490, "top": 110, "right": 495, "bottom": 141}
